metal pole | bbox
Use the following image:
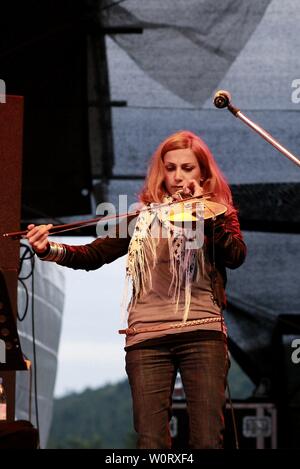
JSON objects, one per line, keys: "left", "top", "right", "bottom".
{"left": 233, "top": 108, "right": 300, "bottom": 168}
{"left": 213, "top": 90, "right": 300, "bottom": 168}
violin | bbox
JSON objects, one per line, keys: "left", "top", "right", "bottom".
{"left": 2, "top": 192, "right": 227, "bottom": 240}
{"left": 167, "top": 190, "right": 226, "bottom": 223}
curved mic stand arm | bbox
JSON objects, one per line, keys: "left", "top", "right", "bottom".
{"left": 225, "top": 99, "right": 300, "bottom": 168}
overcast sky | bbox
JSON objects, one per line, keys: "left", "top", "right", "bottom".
{"left": 54, "top": 236, "right": 129, "bottom": 397}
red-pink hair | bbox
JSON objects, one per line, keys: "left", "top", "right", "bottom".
{"left": 139, "top": 130, "right": 235, "bottom": 210}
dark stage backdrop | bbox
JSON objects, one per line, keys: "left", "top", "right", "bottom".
{"left": 0, "top": 0, "right": 92, "bottom": 219}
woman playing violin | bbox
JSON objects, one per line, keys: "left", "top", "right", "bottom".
{"left": 26, "top": 130, "right": 246, "bottom": 449}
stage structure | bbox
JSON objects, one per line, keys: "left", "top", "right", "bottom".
{"left": 1, "top": 0, "right": 300, "bottom": 448}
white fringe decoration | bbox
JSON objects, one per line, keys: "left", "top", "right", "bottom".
{"left": 122, "top": 197, "right": 204, "bottom": 324}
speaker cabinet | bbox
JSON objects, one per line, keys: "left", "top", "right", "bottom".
{"left": 0, "top": 95, "right": 23, "bottom": 270}
{"left": 0, "top": 95, "right": 24, "bottom": 420}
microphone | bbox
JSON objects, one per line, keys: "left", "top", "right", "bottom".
{"left": 213, "top": 90, "right": 231, "bottom": 109}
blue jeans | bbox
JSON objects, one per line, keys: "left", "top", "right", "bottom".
{"left": 125, "top": 331, "right": 229, "bottom": 449}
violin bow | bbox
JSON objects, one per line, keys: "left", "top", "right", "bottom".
{"left": 2, "top": 193, "right": 212, "bottom": 240}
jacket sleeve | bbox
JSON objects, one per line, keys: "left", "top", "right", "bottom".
{"left": 57, "top": 234, "right": 131, "bottom": 271}
{"left": 39, "top": 215, "right": 136, "bottom": 271}
{"left": 205, "top": 208, "right": 247, "bottom": 269}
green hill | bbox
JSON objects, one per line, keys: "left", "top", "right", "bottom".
{"left": 47, "top": 379, "right": 136, "bottom": 449}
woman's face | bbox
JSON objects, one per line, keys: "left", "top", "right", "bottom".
{"left": 163, "top": 148, "right": 202, "bottom": 195}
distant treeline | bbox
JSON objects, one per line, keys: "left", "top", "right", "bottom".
{"left": 47, "top": 379, "right": 136, "bottom": 449}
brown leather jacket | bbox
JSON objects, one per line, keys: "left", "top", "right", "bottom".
{"left": 204, "top": 209, "right": 247, "bottom": 307}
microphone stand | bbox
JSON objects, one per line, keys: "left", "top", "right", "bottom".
{"left": 215, "top": 93, "right": 300, "bottom": 168}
